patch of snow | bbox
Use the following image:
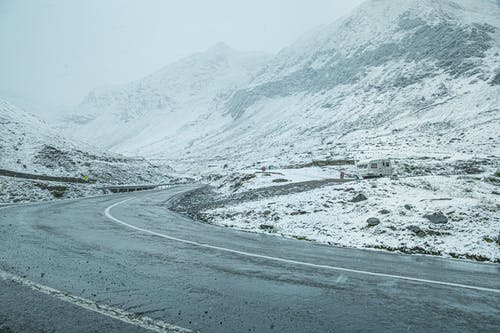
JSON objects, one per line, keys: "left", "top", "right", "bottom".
{"left": 202, "top": 174, "right": 500, "bottom": 262}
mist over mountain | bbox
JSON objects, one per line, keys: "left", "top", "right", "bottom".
{"left": 62, "top": 43, "right": 270, "bottom": 152}
{"left": 61, "top": 0, "right": 499, "bottom": 170}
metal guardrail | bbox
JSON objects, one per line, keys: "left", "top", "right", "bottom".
{"left": 99, "top": 185, "right": 157, "bottom": 193}
{"left": 0, "top": 169, "right": 185, "bottom": 193}
{"left": 97, "top": 183, "right": 181, "bottom": 193}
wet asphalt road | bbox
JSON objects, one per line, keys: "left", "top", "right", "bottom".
{"left": 0, "top": 186, "right": 499, "bottom": 332}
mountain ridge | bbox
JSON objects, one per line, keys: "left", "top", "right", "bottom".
{"left": 62, "top": 43, "right": 270, "bottom": 151}
{"left": 61, "top": 0, "right": 500, "bottom": 171}
{"left": 0, "top": 98, "right": 172, "bottom": 184}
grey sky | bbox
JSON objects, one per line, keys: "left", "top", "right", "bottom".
{"left": 0, "top": 0, "right": 364, "bottom": 118}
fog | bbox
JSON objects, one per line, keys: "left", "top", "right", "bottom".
{"left": 0, "top": 0, "right": 363, "bottom": 118}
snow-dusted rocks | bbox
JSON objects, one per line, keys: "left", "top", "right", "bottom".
{"left": 423, "top": 212, "right": 449, "bottom": 224}
{"left": 366, "top": 217, "right": 381, "bottom": 227}
{"left": 351, "top": 193, "right": 368, "bottom": 203}
{"left": 178, "top": 173, "right": 499, "bottom": 262}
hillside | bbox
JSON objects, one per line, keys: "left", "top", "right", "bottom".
{"left": 0, "top": 98, "right": 172, "bottom": 185}
{"left": 62, "top": 43, "right": 270, "bottom": 153}
{"left": 62, "top": 0, "right": 499, "bottom": 178}
{"left": 180, "top": 0, "right": 500, "bottom": 171}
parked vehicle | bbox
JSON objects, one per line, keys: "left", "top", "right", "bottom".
{"left": 357, "top": 159, "right": 393, "bottom": 178}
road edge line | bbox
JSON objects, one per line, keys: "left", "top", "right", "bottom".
{"left": 105, "top": 197, "right": 500, "bottom": 294}
{"left": 0, "top": 269, "right": 194, "bottom": 333}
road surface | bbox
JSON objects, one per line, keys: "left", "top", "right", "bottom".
{"left": 0, "top": 186, "right": 499, "bottom": 332}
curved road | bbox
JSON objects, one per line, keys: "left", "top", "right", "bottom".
{"left": 0, "top": 186, "right": 499, "bottom": 332}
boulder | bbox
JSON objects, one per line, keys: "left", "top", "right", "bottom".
{"left": 483, "top": 236, "right": 494, "bottom": 243}
{"left": 379, "top": 209, "right": 390, "bottom": 215}
{"left": 350, "top": 193, "right": 367, "bottom": 202}
{"left": 423, "top": 212, "right": 448, "bottom": 224}
{"left": 407, "top": 225, "right": 426, "bottom": 237}
{"left": 259, "top": 224, "right": 274, "bottom": 231}
{"left": 290, "top": 210, "right": 308, "bottom": 216}
{"left": 367, "top": 217, "right": 381, "bottom": 227}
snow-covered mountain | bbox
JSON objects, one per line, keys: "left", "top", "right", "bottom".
{"left": 0, "top": 98, "right": 171, "bottom": 184}
{"left": 189, "top": 0, "right": 500, "bottom": 162}
{"left": 64, "top": 0, "right": 500, "bottom": 171}
{"left": 62, "top": 43, "right": 270, "bottom": 152}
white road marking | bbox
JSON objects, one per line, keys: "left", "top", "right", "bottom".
{"left": 105, "top": 197, "right": 500, "bottom": 294}
{"left": 0, "top": 269, "right": 193, "bottom": 333}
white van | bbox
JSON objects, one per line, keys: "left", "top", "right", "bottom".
{"left": 357, "top": 159, "right": 393, "bottom": 179}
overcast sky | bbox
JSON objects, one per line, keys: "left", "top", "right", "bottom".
{"left": 0, "top": 0, "right": 364, "bottom": 118}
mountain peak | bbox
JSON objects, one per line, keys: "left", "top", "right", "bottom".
{"left": 65, "top": 0, "right": 499, "bottom": 165}
{"left": 206, "top": 42, "right": 234, "bottom": 55}
{"left": 211, "top": 41, "right": 232, "bottom": 50}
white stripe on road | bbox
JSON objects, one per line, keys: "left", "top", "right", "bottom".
{"left": 0, "top": 269, "right": 193, "bottom": 333}
{"left": 105, "top": 197, "right": 500, "bottom": 294}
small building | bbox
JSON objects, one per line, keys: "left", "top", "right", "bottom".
{"left": 356, "top": 159, "right": 393, "bottom": 179}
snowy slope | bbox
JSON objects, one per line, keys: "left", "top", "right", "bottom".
{"left": 62, "top": 43, "right": 270, "bottom": 153}
{"left": 0, "top": 98, "right": 172, "bottom": 184}
{"left": 181, "top": 0, "right": 500, "bottom": 167}
{"left": 201, "top": 174, "right": 500, "bottom": 262}
{"left": 66, "top": 0, "right": 500, "bottom": 174}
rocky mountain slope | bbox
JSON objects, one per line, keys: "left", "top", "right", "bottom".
{"left": 64, "top": 0, "right": 499, "bottom": 176}
{"left": 0, "top": 98, "right": 172, "bottom": 185}
{"left": 184, "top": 0, "right": 500, "bottom": 169}
{"left": 62, "top": 43, "right": 270, "bottom": 153}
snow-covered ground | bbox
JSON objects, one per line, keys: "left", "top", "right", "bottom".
{"left": 0, "top": 177, "right": 105, "bottom": 203}
{"left": 198, "top": 171, "right": 500, "bottom": 262}
{"left": 206, "top": 166, "right": 344, "bottom": 194}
